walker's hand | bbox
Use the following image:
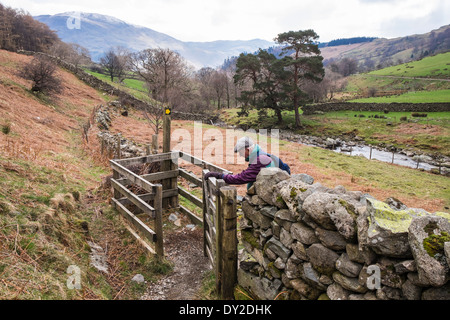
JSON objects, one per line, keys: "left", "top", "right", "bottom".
{"left": 204, "top": 172, "right": 222, "bottom": 180}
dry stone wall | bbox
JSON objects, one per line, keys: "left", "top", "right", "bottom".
{"left": 302, "top": 102, "right": 450, "bottom": 115}
{"left": 238, "top": 168, "right": 450, "bottom": 300}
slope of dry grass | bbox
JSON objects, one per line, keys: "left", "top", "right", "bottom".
{"left": 0, "top": 50, "right": 167, "bottom": 300}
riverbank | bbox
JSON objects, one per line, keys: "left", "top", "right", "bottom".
{"left": 277, "top": 130, "right": 450, "bottom": 176}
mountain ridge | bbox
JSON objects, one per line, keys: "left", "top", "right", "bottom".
{"left": 34, "top": 12, "right": 274, "bottom": 69}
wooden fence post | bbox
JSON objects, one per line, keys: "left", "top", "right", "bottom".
{"left": 154, "top": 184, "right": 164, "bottom": 257}
{"left": 152, "top": 134, "right": 158, "bottom": 154}
{"left": 162, "top": 109, "right": 171, "bottom": 208}
{"left": 218, "top": 186, "right": 237, "bottom": 300}
{"left": 116, "top": 135, "right": 121, "bottom": 159}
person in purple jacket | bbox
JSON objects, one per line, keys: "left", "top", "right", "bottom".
{"left": 204, "top": 136, "right": 275, "bottom": 190}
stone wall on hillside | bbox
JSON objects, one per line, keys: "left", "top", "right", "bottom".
{"left": 302, "top": 102, "right": 450, "bottom": 115}
{"left": 238, "top": 167, "right": 450, "bottom": 300}
{"left": 21, "top": 51, "right": 216, "bottom": 123}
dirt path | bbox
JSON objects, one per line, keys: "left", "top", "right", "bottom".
{"left": 141, "top": 227, "right": 211, "bottom": 300}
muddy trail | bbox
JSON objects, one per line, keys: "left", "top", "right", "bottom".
{"left": 141, "top": 227, "right": 211, "bottom": 300}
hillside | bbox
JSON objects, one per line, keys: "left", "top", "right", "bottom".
{"left": 0, "top": 49, "right": 159, "bottom": 299}
{"left": 321, "top": 24, "right": 450, "bottom": 69}
{"left": 344, "top": 51, "right": 450, "bottom": 102}
{"left": 369, "top": 51, "right": 450, "bottom": 79}
{"left": 34, "top": 12, "right": 274, "bottom": 69}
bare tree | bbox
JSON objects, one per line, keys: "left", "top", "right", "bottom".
{"left": 196, "top": 67, "right": 215, "bottom": 108}
{"left": 67, "top": 43, "right": 91, "bottom": 69}
{"left": 131, "top": 48, "right": 190, "bottom": 105}
{"left": 100, "top": 48, "right": 120, "bottom": 82}
{"left": 19, "top": 55, "right": 62, "bottom": 95}
{"left": 211, "top": 70, "right": 228, "bottom": 109}
{"left": 99, "top": 47, "right": 130, "bottom": 82}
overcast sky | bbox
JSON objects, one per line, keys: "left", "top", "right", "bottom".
{"left": 2, "top": 0, "right": 449, "bottom": 42}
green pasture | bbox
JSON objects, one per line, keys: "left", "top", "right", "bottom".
{"left": 348, "top": 89, "right": 450, "bottom": 103}
{"left": 369, "top": 52, "right": 450, "bottom": 79}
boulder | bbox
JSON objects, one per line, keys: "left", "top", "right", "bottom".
{"left": 242, "top": 200, "right": 272, "bottom": 229}
{"left": 326, "top": 282, "right": 350, "bottom": 300}
{"left": 315, "top": 227, "right": 348, "bottom": 251}
{"left": 306, "top": 243, "right": 340, "bottom": 276}
{"left": 272, "top": 178, "right": 310, "bottom": 213}
{"left": 291, "top": 222, "right": 319, "bottom": 245}
{"left": 237, "top": 269, "right": 282, "bottom": 300}
{"left": 265, "top": 237, "right": 291, "bottom": 262}
{"left": 357, "top": 198, "right": 443, "bottom": 258}
{"left": 336, "top": 253, "right": 363, "bottom": 278}
{"left": 408, "top": 215, "right": 450, "bottom": 287}
{"left": 291, "top": 173, "right": 314, "bottom": 185}
{"left": 254, "top": 168, "right": 290, "bottom": 206}
{"left": 290, "top": 278, "right": 323, "bottom": 300}
{"left": 302, "top": 192, "right": 360, "bottom": 240}
{"left": 332, "top": 271, "right": 368, "bottom": 294}
{"left": 421, "top": 283, "right": 450, "bottom": 300}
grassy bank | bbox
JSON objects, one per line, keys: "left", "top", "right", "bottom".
{"left": 291, "top": 144, "right": 450, "bottom": 211}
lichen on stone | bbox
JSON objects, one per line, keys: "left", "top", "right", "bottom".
{"left": 423, "top": 231, "right": 450, "bottom": 259}
{"left": 367, "top": 198, "right": 430, "bottom": 234}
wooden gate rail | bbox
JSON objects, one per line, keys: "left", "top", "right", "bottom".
{"left": 175, "top": 151, "right": 232, "bottom": 227}
{"left": 202, "top": 170, "right": 237, "bottom": 300}
{"left": 110, "top": 150, "right": 238, "bottom": 298}
{"left": 109, "top": 153, "right": 174, "bottom": 257}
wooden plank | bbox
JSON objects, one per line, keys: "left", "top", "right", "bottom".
{"left": 112, "top": 198, "right": 157, "bottom": 243}
{"left": 179, "top": 205, "right": 203, "bottom": 225}
{"left": 120, "top": 217, "right": 156, "bottom": 255}
{"left": 154, "top": 184, "right": 164, "bottom": 257}
{"left": 179, "top": 152, "right": 232, "bottom": 174}
{"left": 178, "top": 187, "right": 203, "bottom": 208}
{"left": 142, "top": 170, "right": 179, "bottom": 182}
{"left": 116, "top": 189, "right": 178, "bottom": 213}
{"left": 113, "top": 152, "right": 177, "bottom": 167}
{"left": 202, "top": 169, "right": 209, "bottom": 258}
{"left": 170, "top": 154, "right": 179, "bottom": 208}
{"left": 178, "top": 168, "right": 202, "bottom": 187}
{"left": 208, "top": 198, "right": 216, "bottom": 212}
{"left": 111, "top": 178, "right": 155, "bottom": 214}
{"left": 110, "top": 160, "right": 155, "bottom": 194}
{"left": 205, "top": 244, "right": 214, "bottom": 268}
{"left": 219, "top": 186, "right": 238, "bottom": 300}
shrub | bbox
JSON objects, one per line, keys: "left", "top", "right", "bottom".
{"left": 19, "top": 55, "right": 62, "bottom": 95}
{"left": 411, "top": 113, "right": 428, "bottom": 118}
{"left": 1, "top": 122, "right": 11, "bottom": 135}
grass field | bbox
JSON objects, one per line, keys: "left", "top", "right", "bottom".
{"left": 369, "top": 52, "right": 450, "bottom": 79}
{"left": 84, "top": 69, "right": 152, "bottom": 102}
{"left": 348, "top": 89, "right": 450, "bottom": 103}
{"left": 345, "top": 52, "right": 450, "bottom": 102}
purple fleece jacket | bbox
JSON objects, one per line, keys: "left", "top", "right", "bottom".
{"left": 221, "top": 154, "right": 273, "bottom": 185}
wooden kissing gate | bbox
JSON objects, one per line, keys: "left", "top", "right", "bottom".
{"left": 110, "top": 151, "right": 238, "bottom": 299}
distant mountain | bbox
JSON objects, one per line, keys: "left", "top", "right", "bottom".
{"left": 34, "top": 12, "right": 274, "bottom": 69}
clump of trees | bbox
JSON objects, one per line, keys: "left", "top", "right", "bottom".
{"left": 0, "top": 3, "right": 59, "bottom": 52}
{"left": 234, "top": 29, "right": 325, "bottom": 127}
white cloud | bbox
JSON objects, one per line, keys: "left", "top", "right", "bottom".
{"left": 1, "top": 0, "right": 449, "bottom": 42}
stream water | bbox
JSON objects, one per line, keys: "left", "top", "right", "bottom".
{"left": 332, "top": 144, "right": 439, "bottom": 171}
